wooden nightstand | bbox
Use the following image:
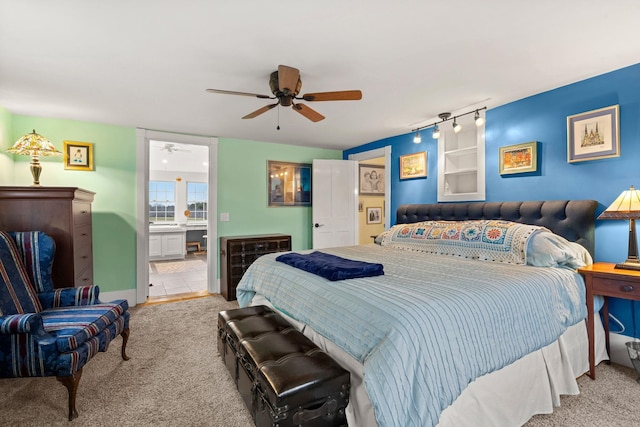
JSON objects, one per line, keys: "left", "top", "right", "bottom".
{"left": 578, "top": 262, "right": 640, "bottom": 379}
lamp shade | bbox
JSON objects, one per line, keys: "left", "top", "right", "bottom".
{"left": 598, "top": 186, "right": 640, "bottom": 219}
{"left": 7, "top": 129, "right": 62, "bottom": 156}
{"left": 7, "top": 129, "right": 61, "bottom": 186}
{"left": 599, "top": 185, "right": 640, "bottom": 270}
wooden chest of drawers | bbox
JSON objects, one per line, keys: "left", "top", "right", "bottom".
{"left": 0, "top": 186, "right": 95, "bottom": 289}
{"left": 220, "top": 234, "right": 291, "bottom": 301}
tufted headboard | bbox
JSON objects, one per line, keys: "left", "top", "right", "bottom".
{"left": 396, "top": 200, "right": 598, "bottom": 257}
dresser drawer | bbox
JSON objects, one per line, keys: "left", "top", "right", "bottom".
{"left": 73, "top": 224, "right": 93, "bottom": 248}
{"left": 74, "top": 244, "right": 93, "bottom": 273}
{"left": 73, "top": 202, "right": 92, "bottom": 225}
{"left": 592, "top": 277, "right": 640, "bottom": 298}
{"left": 75, "top": 264, "right": 94, "bottom": 287}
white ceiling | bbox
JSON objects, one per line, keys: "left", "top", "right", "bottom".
{"left": 2, "top": 1, "right": 639, "bottom": 151}
{"left": 149, "top": 140, "right": 209, "bottom": 173}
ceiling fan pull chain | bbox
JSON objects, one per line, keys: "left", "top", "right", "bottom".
{"left": 277, "top": 105, "right": 280, "bottom": 130}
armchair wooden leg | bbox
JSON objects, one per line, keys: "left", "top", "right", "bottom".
{"left": 121, "top": 327, "right": 131, "bottom": 361}
{"left": 57, "top": 369, "right": 82, "bottom": 421}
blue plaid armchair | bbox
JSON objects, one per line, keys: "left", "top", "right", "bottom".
{"left": 0, "top": 231, "right": 130, "bottom": 420}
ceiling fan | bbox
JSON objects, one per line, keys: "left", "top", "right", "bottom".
{"left": 206, "top": 65, "right": 362, "bottom": 122}
{"left": 160, "top": 143, "right": 191, "bottom": 154}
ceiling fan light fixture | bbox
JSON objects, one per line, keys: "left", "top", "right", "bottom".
{"left": 413, "top": 131, "right": 422, "bottom": 144}
{"left": 207, "top": 64, "right": 361, "bottom": 123}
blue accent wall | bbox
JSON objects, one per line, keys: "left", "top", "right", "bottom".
{"left": 344, "top": 62, "right": 640, "bottom": 337}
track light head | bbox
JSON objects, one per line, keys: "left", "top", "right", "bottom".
{"left": 413, "top": 131, "right": 421, "bottom": 144}
{"left": 432, "top": 124, "right": 440, "bottom": 139}
{"left": 453, "top": 118, "right": 462, "bottom": 133}
{"left": 474, "top": 110, "right": 485, "bottom": 126}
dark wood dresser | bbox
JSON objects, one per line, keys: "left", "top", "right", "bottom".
{"left": 0, "top": 186, "right": 95, "bottom": 289}
{"left": 220, "top": 234, "right": 291, "bottom": 301}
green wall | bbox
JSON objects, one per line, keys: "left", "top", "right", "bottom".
{"left": 0, "top": 106, "right": 13, "bottom": 183}
{"left": 10, "top": 115, "right": 138, "bottom": 294}
{"left": 2, "top": 110, "right": 343, "bottom": 295}
{"left": 217, "top": 138, "right": 342, "bottom": 250}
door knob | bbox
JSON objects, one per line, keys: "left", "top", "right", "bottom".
{"left": 314, "top": 223, "right": 324, "bottom": 228}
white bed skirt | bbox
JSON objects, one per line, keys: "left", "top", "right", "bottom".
{"left": 250, "top": 295, "right": 608, "bottom": 427}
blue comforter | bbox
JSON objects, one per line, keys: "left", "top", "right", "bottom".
{"left": 236, "top": 244, "right": 587, "bottom": 427}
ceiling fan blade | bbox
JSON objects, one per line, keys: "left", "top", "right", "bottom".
{"left": 292, "top": 103, "right": 325, "bottom": 122}
{"left": 206, "top": 88, "right": 272, "bottom": 99}
{"left": 278, "top": 65, "right": 300, "bottom": 95}
{"left": 301, "top": 90, "right": 363, "bottom": 102}
{"left": 242, "top": 103, "right": 278, "bottom": 119}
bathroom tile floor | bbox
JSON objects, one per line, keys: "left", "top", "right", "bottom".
{"left": 148, "top": 253, "right": 208, "bottom": 297}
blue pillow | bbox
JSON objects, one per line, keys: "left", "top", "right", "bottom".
{"left": 526, "top": 231, "right": 592, "bottom": 268}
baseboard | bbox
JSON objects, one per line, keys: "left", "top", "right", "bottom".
{"left": 609, "top": 332, "right": 635, "bottom": 369}
{"left": 100, "top": 289, "right": 138, "bottom": 308}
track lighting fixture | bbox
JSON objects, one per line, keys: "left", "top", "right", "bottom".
{"left": 453, "top": 118, "right": 462, "bottom": 133}
{"left": 413, "top": 131, "right": 422, "bottom": 144}
{"left": 432, "top": 124, "right": 440, "bottom": 139}
{"left": 411, "top": 107, "right": 486, "bottom": 140}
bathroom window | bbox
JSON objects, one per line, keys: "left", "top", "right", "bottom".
{"left": 186, "top": 182, "right": 207, "bottom": 221}
{"left": 149, "top": 181, "right": 176, "bottom": 222}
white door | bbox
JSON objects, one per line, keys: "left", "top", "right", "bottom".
{"left": 312, "top": 159, "right": 358, "bottom": 249}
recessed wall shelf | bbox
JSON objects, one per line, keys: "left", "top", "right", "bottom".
{"left": 438, "top": 112, "right": 486, "bottom": 201}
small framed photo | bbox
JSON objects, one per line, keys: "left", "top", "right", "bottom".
{"left": 400, "top": 151, "right": 427, "bottom": 180}
{"left": 366, "top": 207, "right": 382, "bottom": 224}
{"left": 567, "top": 105, "right": 620, "bottom": 163}
{"left": 359, "top": 164, "right": 384, "bottom": 196}
{"left": 63, "top": 141, "right": 94, "bottom": 171}
{"left": 499, "top": 141, "right": 537, "bottom": 175}
{"left": 267, "top": 160, "right": 312, "bottom": 207}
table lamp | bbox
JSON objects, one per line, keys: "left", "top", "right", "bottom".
{"left": 598, "top": 185, "right": 640, "bottom": 270}
{"left": 7, "top": 129, "right": 62, "bottom": 186}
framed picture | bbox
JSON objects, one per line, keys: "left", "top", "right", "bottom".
{"left": 359, "top": 164, "right": 384, "bottom": 196}
{"left": 567, "top": 105, "right": 620, "bottom": 163}
{"left": 63, "top": 141, "right": 94, "bottom": 171}
{"left": 267, "top": 161, "right": 312, "bottom": 207}
{"left": 366, "top": 207, "right": 382, "bottom": 224}
{"left": 499, "top": 141, "right": 537, "bottom": 175}
{"left": 400, "top": 151, "right": 427, "bottom": 180}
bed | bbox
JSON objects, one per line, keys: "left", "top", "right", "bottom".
{"left": 236, "top": 200, "right": 608, "bottom": 427}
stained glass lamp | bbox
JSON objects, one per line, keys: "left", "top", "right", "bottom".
{"left": 7, "top": 129, "right": 62, "bottom": 186}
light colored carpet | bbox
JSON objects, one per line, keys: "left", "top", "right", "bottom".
{"left": 1, "top": 295, "right": 638, "bottom": 426}
{"left": 0, "top": 295, "right": 253, "bottom": 427}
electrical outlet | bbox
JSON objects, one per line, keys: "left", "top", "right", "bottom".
{"left": 220, "top": 212, "right": 230, "bottom": 222}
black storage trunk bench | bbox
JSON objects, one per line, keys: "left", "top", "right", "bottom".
{"left": 217, "top": 306, "right": 350, "bottom": 427}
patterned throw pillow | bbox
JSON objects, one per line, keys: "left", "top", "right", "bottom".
{"left": 0, "top": 231, "right": 43, "bottom": 315}
{"left": 380, "top": 220, "right": 543, "bottom": 265}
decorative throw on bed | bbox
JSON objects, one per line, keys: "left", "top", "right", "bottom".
{"left": 276, "top": 251, "right": 384, "bottom": 281}
{"left": 380, "top": 219, "right": 541, "bottom": 264}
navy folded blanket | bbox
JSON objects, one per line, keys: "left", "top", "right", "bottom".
{"left": 275, "top": 251, "right": 384, "bottom": 281}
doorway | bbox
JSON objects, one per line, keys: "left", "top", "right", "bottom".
{"left": 348, "top": 146, "right": 391, "bottom": 241}
{"left": 357, "top": 156, "right": 386, "bottom": 244}
{"left": 135, "top": 130, "right": 219, "bottom": 305}
{"left": 147, "top": 140, "right": 209, "bottom": 300}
